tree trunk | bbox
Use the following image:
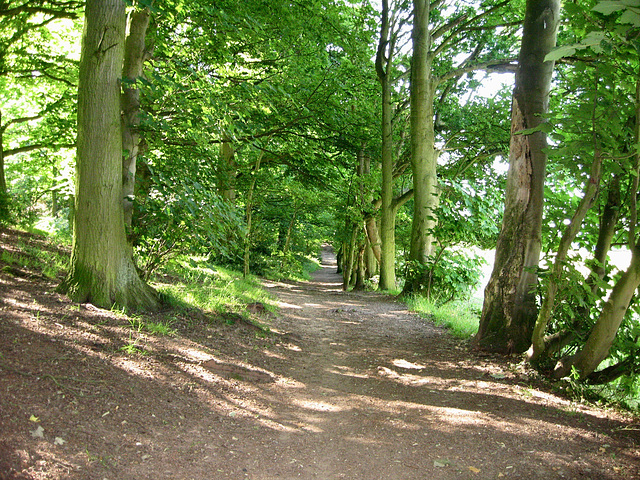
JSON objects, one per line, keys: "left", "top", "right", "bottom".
{"left": 376, "top": 0, "right": 396, "bottom": 291}
{"left": 243, "top": 150, "right": 265, "bottom": 278}
{"left": 121, "top": 7, "right": 150, "bottom": 231}
{"left": 361, "top": 150, "right": 381, "bottom": 271}
{"left": 354, "top": 244, "right": 366, "bottom": 290}
{"left": 0, "top": 109, "right": 8, "bottom": 221}
{"left": 58, "top": 0, "right": 158, "bottom": 311}
{"left": 542, "top": 176, "right": 621, "bottom": 358}
{"left": 342, "top": 224, "right": 358, "bottom": 290}
{"left": 475, "top": 0, "right": 560, "bottom": 353}
{"left": 528, "top": 150, "right": 602, "bottom": 362}
{"left": 553, "top": 74, "right": 640, "bottom": 379}
{"left": 283, "top": 207, "right": 297, "bottom": 254}
{"left": 404, "top": 0, "right": 439, "bottom": 295}
{"left": 218, "top": 131, "right": 236, "bottom": 202}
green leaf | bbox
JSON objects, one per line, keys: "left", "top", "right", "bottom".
{"left": 619, "top": 9, "right": 640, "bottom": 26}
{"left": 592, "top": 1, "right": 626, "bottom": 15}
{"left": 545, "top": 45, "right": 577, "bottom": 62}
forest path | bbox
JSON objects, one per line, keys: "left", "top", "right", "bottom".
{"left": 210, "top": 245, "right": 639, "bottom": 480}
{"left": 1, "top": 233, "right": 639, "bottom": 480}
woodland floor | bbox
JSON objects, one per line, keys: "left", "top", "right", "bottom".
{"left": 1, "top": 229, "right": 639, "bottom": 480}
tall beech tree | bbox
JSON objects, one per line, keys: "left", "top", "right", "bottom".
{"left": 476, "top": 0, "right": 560, "bottom": 353}
{"left": 59, "top": 0, "right": 158, "bottom": 310}
{"left": 375, "top": 0, "right": 398, "bottom": 291}
{"left": 402, "top": 0, "right": 519, "bottom": 294}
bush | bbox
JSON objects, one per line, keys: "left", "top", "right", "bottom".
{"left": 404, "top": 248, "right": 485, "bottom": 304}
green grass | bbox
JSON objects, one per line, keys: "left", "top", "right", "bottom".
{"left": 154, "top": 256, "right": 276, "bottom": 316}
{"left": 1, "top": 236, "right": 68, "bottom": 279}
{"left": 406, "top": 295, "right": 481, "bottom": 339}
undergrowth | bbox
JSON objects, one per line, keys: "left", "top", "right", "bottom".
{"left": 154, "top": 256, "right": 276, "bottom": 317}
{"left": 1, "top": 233, "right": 68, "bottom": 280}
{"left": 406, "top": 295, "right": 481, "bottom": 339}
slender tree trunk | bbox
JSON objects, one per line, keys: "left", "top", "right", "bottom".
{"left": 218, "top": 131, "right": 236, "bottom": 202}
{"left": 364, "top": 216, "right": 382, "bottom": 265}
{"left": 283, "top": 207, "right": 297, "bottom": 254}
{"left": 554, "top": 246, "right": 640, "bottom": 379}
{"left": 378, "top": 75, "right": 396, "bottom": 290}
{"left": 553, "top": 75, "right": 640, "bottom": 379}
{"left": 528, "top": 151, "right": 602, "bottom": 362}
{"left": 59, "top": 0, "right": 158, "bottom": 311}
{"left": 0, "top": 109, "right": 8, "bottom": 221}
{"left": 360, "top": 150, "right": 382, "bottom": 269}
{"left": 475, "top": 0, "right": 560, "bottom": 353}
{"left": 404, "top": 0, "right": 439, "bottom": 294}
{"left": 121, "top": 7, "right": 150, "bottom": 231}
{"left": 343, "top": 224, "right": 358, "bottom": 290}
{"left": 376, "top": 0, "right": 396, "bottom": 291}
{"left": 243, "top": 150, "right": 264, "bottom": 278}
{"left": 354, "top": 244, "right": 366, "bottom": 290}
{"left": 51, "top": 166, "right": 59, "bottom": 216}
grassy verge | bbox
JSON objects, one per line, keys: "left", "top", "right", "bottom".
{"left": 154, "top": 256, "right": 276, "bottom": 317}
{"left": 406, "top": 295, "right": 481, "bottom": 339}
{"left": 1, "top": 230, "right": 69, "bottom": 280}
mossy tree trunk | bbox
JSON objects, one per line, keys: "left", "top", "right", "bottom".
{"left": 475, "top": 0, "right": 560, "bottom": 353}
{"left": 59, "top": 0, "right": 158, "bottom": 311}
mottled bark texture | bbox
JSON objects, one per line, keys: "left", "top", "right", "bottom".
{"left": 59, "top": 0, "right": 158, "bottom": 311}
{"left": 121, "top": 7, "right": 151, "bottom": 230}
{"left": 403, "top": 0, "right": 439, "bottom": 295}
{"left": 476, "top": 0, "right": 560, "bottom": 353}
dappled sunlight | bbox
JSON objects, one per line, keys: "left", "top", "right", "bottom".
{"left": 327, "top": 365, "right": 370, "bottom": 379}
{"left": 275, "top": 377, "right": 306, "bottom": 389}
{"left": 275, "top": 300, "right": 302, "bottom": 309}
{"left": 392, "top": 358, "right": 426, "bottom": 370}
{"left": 292, "top": 399, "right": 345, "bottom": 413}
{"left": 174, "top": 345, "right": 215, "bottom": 362}
{"left": 2, "top": 242, "right": 638, "bottom": 480}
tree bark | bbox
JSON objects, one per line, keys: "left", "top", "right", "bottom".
{"left": 59, "top": 0, "right": 158, "bottom": 311}
{"left": 0, "top": 109, "right": 8, "bottom": 221}
{"left": 218, "top": 131, "right": 237, "bottom": 202}
{"left": 121, "top": 7, "right": 150, "bottom": 230}
{"left": 553, "top": 73, "right": 640, "bottom": 379}
{"left": 475, "top": 0, "right": 560, "bottom": 353}
{"left": 376, "top": 0, "right": 397, "bottom": 291}
{"left": 403, "top": 0, "right": 439, "bottom": 295}
{"left": 243, "top": 149, "right": 265, "bottom": 278}
{"left": 528, "top": 150, "right": 602, "bottom": 362}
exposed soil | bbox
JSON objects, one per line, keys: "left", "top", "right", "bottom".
{"left": 1, "top": 228, "right": 639, "bottom": 480}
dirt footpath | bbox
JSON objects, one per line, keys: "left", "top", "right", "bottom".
{"left": 1, "top": 236, "right": 639, "bottom": 479}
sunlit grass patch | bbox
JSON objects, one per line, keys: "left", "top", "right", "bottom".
{"left": 407, "top": 295, "right": 481, "bottom": 339}
{"left": 154, "top": 256, "right": 276, "bottom": 317}
{"left": 1, "top": 235, "right": 68, "bottom": 279}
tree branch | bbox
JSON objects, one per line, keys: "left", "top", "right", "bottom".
{"left": 436, "top": 57, "right": 517, "bottom": 85}
{"left": 0, "top": 113, "right": 43, "bottom": 134}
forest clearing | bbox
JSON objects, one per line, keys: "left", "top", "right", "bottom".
{"left": 1, "top": 232, "right": 639, "bottom": 479}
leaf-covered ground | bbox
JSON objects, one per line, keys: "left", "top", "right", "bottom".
{"left": 1, "top": 228, "right": 639, "bottom": 479}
